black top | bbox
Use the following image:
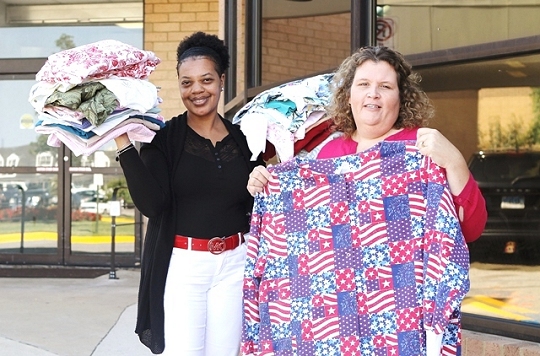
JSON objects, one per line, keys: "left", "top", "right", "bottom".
{"left": 118, "top": 112, "right": 264, "bottom": 354}
{"left": 175, "top": 127, "right": 252, "bottom": 237}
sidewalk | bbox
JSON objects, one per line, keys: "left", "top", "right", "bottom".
{"left": 2, "top": 266, "right": 538, "bottom": 356}
{"left": 0, "top": 269, "right": 153, "bottom": 356}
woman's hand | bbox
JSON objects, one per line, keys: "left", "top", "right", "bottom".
{"left": 247, "top": 165, "right": 271, "bottom": 197}
{"left": 416, "top": 127, "right": 469, "bottom": 195}
{"left": 416, "top": 128, "right": 466, "bottom": 170}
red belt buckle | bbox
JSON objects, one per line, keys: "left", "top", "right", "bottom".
{"left": 207, "top": 237, "right": 226, "bottom": 255}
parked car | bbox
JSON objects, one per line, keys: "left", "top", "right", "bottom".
{"left": 72, "top": 188, "right": 107, "bottom": 212}
{"left": 80, "top": 197, "right": 109, "bottom": 215}
{"left": 467, "top": 151, "right": 540, "bottom": 264}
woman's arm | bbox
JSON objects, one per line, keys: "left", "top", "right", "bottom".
{"left": 115, "top": 133, "right": 170, "bottom": 217}
{"left": 114, "top": 133, "right": 132, "bottom": 151}
{"left": 417, "top": 128, "right": 487, "bottom": 242}
{"left": 451, "top": 174, "right": 487, "bottom": 242}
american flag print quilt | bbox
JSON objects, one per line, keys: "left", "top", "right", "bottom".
{"left": 241, "top": 140, "right": 470, "bottom": 356}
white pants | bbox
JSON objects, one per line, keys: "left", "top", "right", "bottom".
{"left": 162, "top": 242, "right": 247, "bottom": 356}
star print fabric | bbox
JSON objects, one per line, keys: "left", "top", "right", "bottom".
{"left": 241, "top": 140, "right": 470, "bottom": 356}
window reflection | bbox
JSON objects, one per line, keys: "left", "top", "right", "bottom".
{"left": 70, "top": 173, "right": 135, "bottom": 254}
{"left": 420, "top": 62, "right": 540, "bottom": 326}
{"left": 0, "top": 173, "right": 58, "bottom": 254}
{"left": 0, "top": 80, "right": 47, "bottom": 167}
{"left": 465, "top": 264, "right": 540, "bottom": 324}
{"left": 461, "top": 84, "right": 540, "bottom": 325}
{"left": 71, "top": 144, "right": 119, "bottom": 168}
{"left": 0, "top": 1, "right": 142, "bottom": 264}
{"left": 0, "top": 26, "right": 142, "bottom": 59}
{"left": 261, "top": 0, "right": 350, "bottom": 85}
{"left": 377, "top": 2, "right": 540, "bottom": 56}
{"left": 36, "top": 151, "right": 55, "bottom": 167}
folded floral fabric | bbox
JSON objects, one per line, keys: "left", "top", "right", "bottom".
{"left": 29, "top": 78, "right": 160, "bottom": 115}
{"left": 36, "top": 39, "right": 161, "bottom": 85}
{"left": 233, "top": 73, "right": 334, "bottom": 162}
{"left": 35, "top": 114, "right": 164, "bottom": 140}
{"left": 43, "top": 121, "right": 158, "bottom": 157}
{"left": 44, "top": 82, "right": 118, "bottom": 126}
{"left": 30, "top": 40, "right": 162, "bottom": 156}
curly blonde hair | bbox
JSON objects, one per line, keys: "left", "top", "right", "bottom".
{"left": 327, "top": 46, "right": 434, "bottom": 137}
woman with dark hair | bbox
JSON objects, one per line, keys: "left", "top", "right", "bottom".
{"left": 114, "top": 31, "right": 263, "bottom": 355}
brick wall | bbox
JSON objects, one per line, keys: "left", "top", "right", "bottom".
{"left": 262, "top": 13, "right": 350, "bottom": 85}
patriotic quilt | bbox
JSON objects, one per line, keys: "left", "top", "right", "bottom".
{"left": 241, "top": 140, "right": 470, "bottom": 356}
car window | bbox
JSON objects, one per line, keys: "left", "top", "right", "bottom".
{"left": 470, "top": 154, "right": 540, "bottom": 183}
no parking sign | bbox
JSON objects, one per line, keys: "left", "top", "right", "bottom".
{"left": 377, "top": 18, "right": 395, "bottom": 48}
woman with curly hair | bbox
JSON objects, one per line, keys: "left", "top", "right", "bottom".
{"left": 242, "top": 46, "right": 485, "bottom": 355}
{"left": 248, "top": 46, "right": 486, "bottom": 243}
{"left": 114, "top": 31, "right": 264, "bottom": 355}
{"left": 327, "top": 45, "right": 432, "bottom": 138}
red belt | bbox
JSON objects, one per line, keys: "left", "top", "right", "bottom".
{"left": 174, "top": 233, "right": 245, "bottom": 255}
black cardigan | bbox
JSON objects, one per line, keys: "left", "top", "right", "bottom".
{"left": 118, "top": 112, "right": 263, "bottom": 354}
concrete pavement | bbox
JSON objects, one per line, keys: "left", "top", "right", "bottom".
{"left": 1, "top": 264, "right": 539, "bottom": 356}
{"left": 0, "top": 269, "right": 153, "bottom": 356}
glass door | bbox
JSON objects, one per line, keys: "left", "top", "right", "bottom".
{"left": 0, "top": 78, "right": 142, "bottom": 267}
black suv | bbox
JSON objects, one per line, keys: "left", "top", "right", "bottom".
{"left": 468, "top": 151, "right": 540, "bottom": 264}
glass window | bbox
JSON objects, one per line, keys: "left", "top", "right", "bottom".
{"left": 0, "top": 80, "right": 55, "bottom": 168}
{"left": 0, "top": 1, "right": 143, "bottom": 265}
{"left": 70, "top": 173, "right": 135, "bottom": 254}
{"left": 0, "top": 1, "right": 143, "bottom": 59}
{"left": 377, "top": 1, "right": 540, "bottom": 56}
{"left": 0, "top": 25, "right": 142, "bottom": 59}
{"left": 36, "top": 152, "right": 55, "bottom": 167}
{"left": 261, "top": 0, "right": 351, "bottom": 85}
{"left": 6, "top": 154, "right": 20, "bottom": 167}
{"left": 70, "top": 144, "right": 120, "bottom": 168}
{"left": 0, "top": 173, "right": 59, "bottom": 254}
{"left": 419, "top": 55, "right": 540, "bottom": 326}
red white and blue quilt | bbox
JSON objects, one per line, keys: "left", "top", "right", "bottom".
{"left": 241, "top": 140, "right": 470, "bottom": 356}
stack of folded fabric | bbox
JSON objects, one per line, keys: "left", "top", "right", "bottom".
{"left": 29, "top": 39, "right": 164, "bottom": 156}
{"left": 232, "top": 73, "right": 342, "bottom": 162}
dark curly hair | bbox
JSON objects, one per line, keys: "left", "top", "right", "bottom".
{"left": 328, "top": 46, "right": 434, "bottom": 137}
{"left": 176, "top": 31, "right": 230, "bottom": 75}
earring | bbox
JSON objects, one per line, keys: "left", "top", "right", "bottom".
{"left": 221, "top": 87, "right": 224, "bottom": 92}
